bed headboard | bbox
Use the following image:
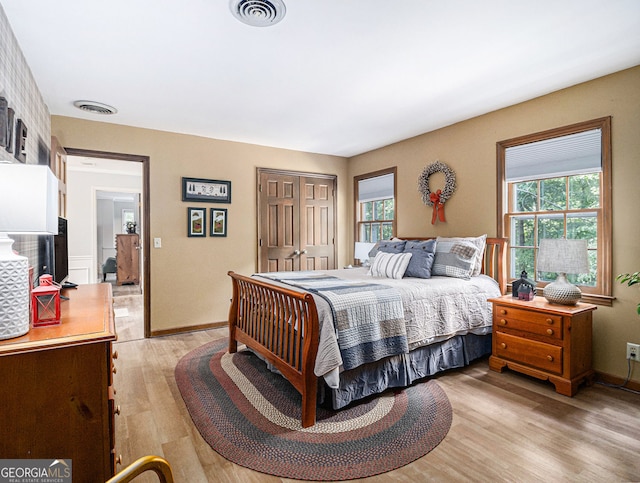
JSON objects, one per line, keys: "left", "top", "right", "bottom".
{"left": 400, "top": 236, "right": 508, "bottom": 295}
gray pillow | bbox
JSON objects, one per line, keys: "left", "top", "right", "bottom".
{"left": 432, "top": 240, "right": 480, "bottom": 279}
{"left": 368, "top": 240, "right": 406, "bottom": 258}
{"left": 403, "top": 239, "right": 437, "bottom": 278}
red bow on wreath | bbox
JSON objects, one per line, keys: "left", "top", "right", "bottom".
{"left": 429, "top": 189, "right": 446, "bottom": 224}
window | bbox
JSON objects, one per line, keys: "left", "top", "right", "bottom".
{"left": 497, "top": 117, "right": 612, "bottom": 305}
{"left": 355, "top": 168, "right": 396, "bottom": 243}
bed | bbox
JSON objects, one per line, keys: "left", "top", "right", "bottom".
{"left": 228, "top": 236, "right": 506, "bottom": 427}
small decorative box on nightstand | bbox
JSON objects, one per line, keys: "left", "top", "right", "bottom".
{"left": 488, "top": 295, "right": 596, "bottom": 396}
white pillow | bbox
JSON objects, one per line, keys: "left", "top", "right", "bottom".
{"left": 436, "top": 235, "right": 487, "bottom": 276}
{"left": 369, "top": 252, "right": 413, "bottom": 279}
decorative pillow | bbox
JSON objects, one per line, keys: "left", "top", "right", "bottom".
{"left": 403, "top": 239, "right": 437, "bottom": 278}
{"left": 368, "top": 239, "right": 407, "bottom": 259}
{"left": 432, "top": 240, "right": 480, "bottom": 279}
{"left": 436, "top": 234, "right": 487, "bottom": 276}
{"left": 369, "top": 252, "right": 413, "bottom": 279}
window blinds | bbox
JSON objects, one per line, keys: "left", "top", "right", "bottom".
{"left": 358, "top": 173, "right": 394, "bottom": 202}
{"left": 505, "top": 129, "right": 601, "bottom": 182}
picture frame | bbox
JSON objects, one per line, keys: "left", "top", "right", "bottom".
{"left": 187, "top": 207, "right": 206, "bottom": 237}
{"left": 14, "top": 118, "right": 27, "bottom": 163}
{"left": 210, "top": 208, "right": 227, "bottom": 237}
{"left": 182, "top": 177, "right": 231, "bottom": 203}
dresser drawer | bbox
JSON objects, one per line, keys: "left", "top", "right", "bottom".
{"left": 494, "top": 304, "right": 563, "bottom": 340}
{"left": 494, "top": 332, "right": 563, "bottom": 374}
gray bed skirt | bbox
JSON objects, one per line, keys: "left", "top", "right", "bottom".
{"left": 322, "top": 333, "right": 492, "bottom": 410}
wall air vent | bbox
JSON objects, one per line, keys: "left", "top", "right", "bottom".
{"left": 229, "top": 0, "right": 286, "bottom": 27}
{"left": 73, "top": 100, "right": 118, "bottom": 115}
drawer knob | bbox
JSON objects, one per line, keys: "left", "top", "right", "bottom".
{"left": 500, "top": 309, "right": 507, "bottom": 315}
{"left": 112, "top": 350, "right": 119, "bottom": 359}
{"left": 547, "top": 329, "right": 554, "bottom": 335}
{"left": 114, "top": 405, "right": 121, "bottom": 416}
{"left": 499, "top": 319, "right": 507, "bottom": 326}
{"left": 112, "top": 366, "right": 117, "bottom": 375}
{"left": 547, "top": 355, "right": 554, "bottom": 362}
{"left": 116, "top": 454, "right": 123, "bottom": 465}
{"left": 500, "top": 342, "right": 507, "bottom": 349}
{"left": 546, "top": 318, "right": 553, "bottom": 325}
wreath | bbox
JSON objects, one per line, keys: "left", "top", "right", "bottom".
{"left": 417, "top": 161, "right": 456, "bottom": 224}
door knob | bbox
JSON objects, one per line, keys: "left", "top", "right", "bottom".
{"left": 293, "top": 250, "right": 301, "bottom": 255}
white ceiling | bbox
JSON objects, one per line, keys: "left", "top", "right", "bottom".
{"left": 2, "top": 1, "right": 640, "bottom": 157}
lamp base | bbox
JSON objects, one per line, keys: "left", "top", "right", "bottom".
{"left": 0, "top": 234, "right": 30, "bottom": 340}
{"left": 543, "top": 272, "right": 582, "bottom": 305}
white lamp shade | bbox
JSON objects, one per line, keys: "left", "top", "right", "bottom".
{"left": 538, "top": 238, "right": 589, "bottom": 274}
{"left": 0, "top": 164, "right": 59, "bottom": 234}
{"left": 354, "top": 242, "right": 376, "bottom": 263}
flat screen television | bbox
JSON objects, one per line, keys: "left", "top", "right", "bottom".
{"left": 53, "top": 217, "right": 69, "bottom": 284}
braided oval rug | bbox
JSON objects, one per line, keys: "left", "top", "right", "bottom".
{"left": 175, "top": 338, "right": 452, "bottom": 481}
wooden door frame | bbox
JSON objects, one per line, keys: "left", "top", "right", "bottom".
{"left": 256, "top": 167, "right": 338, "bottom": 272}
{"left": 64, "top": 147, "right": 151, "bottom": 338}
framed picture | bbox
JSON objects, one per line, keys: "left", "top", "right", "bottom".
{"left": 187, "top": 207, "right": 206, "bottom": 237}
{"left": 14, "top": 118, "right": 27, "bottom": 163}
{"left": 210, "top": 208, "right": 227, "bottom": 237}
{"left": 182, "top": 177, "right": 231, "bottom": 203}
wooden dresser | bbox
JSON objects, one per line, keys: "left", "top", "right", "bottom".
{"left": 488, "top": 295, "right": 596, "bottom": 396}
{"left": 0, "top": 283, "right": 118, "bottom": 482}
{"left": 116, "top": 233, "right": 140, "bottom": 285}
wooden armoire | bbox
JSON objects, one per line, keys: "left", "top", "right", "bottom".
{"left": 116, "top": 234, "right": 140, "bottom": 285}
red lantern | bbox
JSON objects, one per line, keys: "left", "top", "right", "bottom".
{"left": 31, "top": 274, "right": 61, "bottom": 327}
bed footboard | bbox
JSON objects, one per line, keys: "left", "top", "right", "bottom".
{"left": 227, "top": 271, "right": 320, "bottom": 428}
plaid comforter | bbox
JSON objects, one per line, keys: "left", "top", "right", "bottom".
{"left": 260, "top": 272, "right": 408, "bottom": 370}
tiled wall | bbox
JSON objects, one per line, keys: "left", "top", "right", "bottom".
{"left": 0, "top": 4, "right": 51, "bottom": 165}
{"left": 0, "top": 4, "right": 52, "bottom": 279}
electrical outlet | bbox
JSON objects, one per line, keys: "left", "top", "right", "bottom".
{"left": 627, "top": 342, "right": 640, "bottom": 360}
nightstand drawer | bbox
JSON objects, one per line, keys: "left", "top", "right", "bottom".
{"left": 494, "top": 332, "right": 563, "bottom": 374}
{"left": 494, "top": 304, "right": 563, "bottom": 340}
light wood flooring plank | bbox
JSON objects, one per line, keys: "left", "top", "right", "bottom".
{"left": 112, "top": 296, "right": 640, "bottom": 482}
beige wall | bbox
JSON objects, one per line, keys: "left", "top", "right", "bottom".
{"left": 51, "top": 117, "right": 348, "bottom": 332}
{"left": 349, "top": 66, "right": 640, "bottom": 381}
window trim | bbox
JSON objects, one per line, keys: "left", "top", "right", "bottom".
{"left": 497, "top": 117, "right": 612, "bottom": 306}
{"left": 354, "top": 167, "right": 397, "bottom": 244}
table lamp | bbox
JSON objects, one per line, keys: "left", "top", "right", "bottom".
{"left": 354, "top": 241, "right": 376, "bottom": 266}
{"left": 537, "top": 238, "right": 589, "bottom": 305}
{"left": 0, "top": 163, "right": 58, "bottom": 339}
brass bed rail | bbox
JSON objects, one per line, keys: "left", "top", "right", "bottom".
{"left": 106, "top": 455, "right": 174, "bottom": 483}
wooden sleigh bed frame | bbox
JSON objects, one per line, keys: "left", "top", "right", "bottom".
{"left": 228, "top": 237, "right": 507, "bottom": 427}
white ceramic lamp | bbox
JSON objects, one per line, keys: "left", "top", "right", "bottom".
{"left": 537, "top": 238, "right": 589, "bottom": 305}
{"left": 0, "top": 164, "right": 58, "bottom": 339}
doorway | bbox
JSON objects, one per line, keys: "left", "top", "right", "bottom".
{"left": 65, "top": 148, "right": 150, "bottom": 339}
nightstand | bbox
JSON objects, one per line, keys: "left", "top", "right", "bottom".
{"left": 488, "top": 295, "right": 596, "bottom": 396}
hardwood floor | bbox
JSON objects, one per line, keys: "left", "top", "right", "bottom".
{"left": 112, "top": 300, "right": 640, "bottom": 482}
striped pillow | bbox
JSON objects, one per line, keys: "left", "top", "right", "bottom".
{"left": 369, "top": 252, "right": 413, "bottom": 279}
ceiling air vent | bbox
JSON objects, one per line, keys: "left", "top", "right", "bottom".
{"left": 73, "top": 100, "right": 118, "bottom": 115}
{"left": 229, "top": 0, "right": 286, "bottom": 27}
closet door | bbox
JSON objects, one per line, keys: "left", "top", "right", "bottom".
{"left": 299, "top": 175, "right": 335, "bottom": 271}
{"left": 258, "top": 169, "right": 336, "bottom": 273}
{"left": 258, "top": 171, "right": 301, "bottom": 272}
